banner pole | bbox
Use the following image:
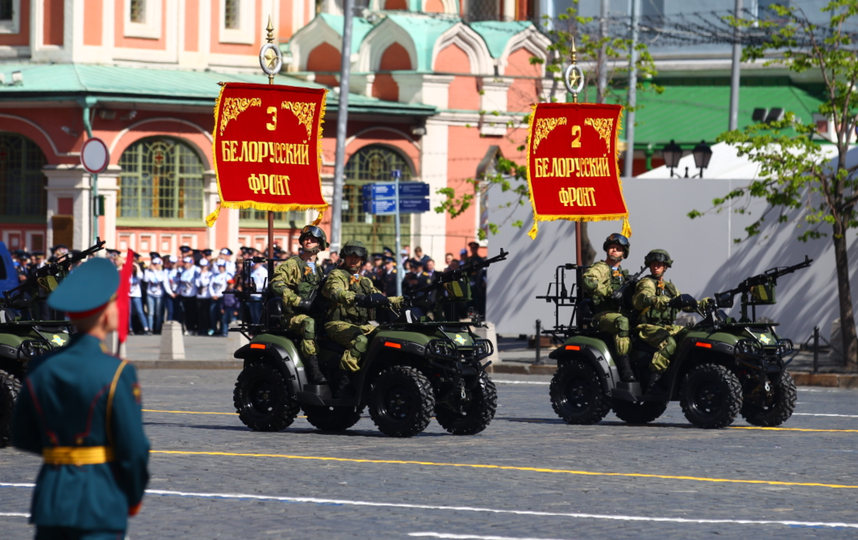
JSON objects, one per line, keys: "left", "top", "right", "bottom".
{"left": 264, "top": 16, "right": 276, "bottom": 276}
{"left": 568, "top": 38, "right": 583, "bottom": 267}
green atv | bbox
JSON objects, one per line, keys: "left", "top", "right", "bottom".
{"left": 541, "top": 257, "right": 811, "bottom": 429}
{"left": 0, "top": 239, "right": 106, "bottom": 446}
{"left": 231, "top": 250, "right": 508, "bottom": 437}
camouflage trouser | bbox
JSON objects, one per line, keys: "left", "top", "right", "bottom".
{"left": 592, "top": 311, "right": 631, "bottom": 356}
{"left": 324, "top": 321, "right": 378, "bottom": 372}
{"left": 286, "top": 314, "right": 318, "bottom": 357}
{"left": 635, "top": 324, "right": 688, "bottom": 372}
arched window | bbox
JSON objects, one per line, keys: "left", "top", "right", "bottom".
{"left": 342, "top": 144, "right": 414, "bottom": 249}
{"left": 118, "top": 138, "right": 204, "bottom": 220}
{"left": 0, "top": 133, "right": 47, "bottom": 222}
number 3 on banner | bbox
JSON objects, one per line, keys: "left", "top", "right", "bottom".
{"left": 266, "top": 106, "right": 277, "bottom": 131}
{"left": 571, "top": 125, "right": 581, "bottom": 148}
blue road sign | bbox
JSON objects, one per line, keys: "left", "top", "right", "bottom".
{"left": 362, "top": 197, "right": 430, "bottom": 215}
{"left": 362, "top": 182, "right": 430, "bottom": 199}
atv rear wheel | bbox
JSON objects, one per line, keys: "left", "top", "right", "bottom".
{"left": 680, "top": 364, "right": 742, "bottom": 429}
{"left": 435, "top": 372, "right": 497, "bottom": 435}
{"left": 369, "top": 366, "right": 434, "bottom": 437}
{"left": 234, "top": 363, "right": 299, "bottom": 431}
{"left": 741, "top": 370, "right": 797, "bottom": 427}
{"left": 550, "top": 360, "right": 611, "bottom": 425}
{"left": 303, "top": 405, "right": 363, "bottom": 432}
{"left": 0, "top": 370, "right": 21, "bottom": 448}
{"left": 612, "top": 399, "right": 668, "bottom": 424}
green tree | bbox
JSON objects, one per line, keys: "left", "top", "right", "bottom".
{"left": 435, "top": 2, "right": 660, "bottom": 265}
{"left": 691, "top": 0, "right": 858, "bottom": 368}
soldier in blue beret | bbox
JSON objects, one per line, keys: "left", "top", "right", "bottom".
{"left": 12, "top": 257, "right": 150, "bottom": 539}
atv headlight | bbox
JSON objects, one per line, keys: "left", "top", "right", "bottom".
{"left": 776, "top": 338, "right": 794, "bottom": 356}
{"left": 734, "top": 338, "right": 764, "bottom": 359}
{"left": 473, "top": 339, "right": 494, "bottom": 360}
{"left": 427, "top": 339, "right": 458, "bottom": 359}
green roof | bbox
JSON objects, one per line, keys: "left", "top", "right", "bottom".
{"left": 385, "top": 14, "right": 458, "bottom": 72}
{"left": 469, "top": 21, "right": 534, "bottom": 58}
{"left": 613, "top": 78, "right": 827, "bottom": 146}
{"left": 0, "top": 63, "right": 436, "bottom": 116}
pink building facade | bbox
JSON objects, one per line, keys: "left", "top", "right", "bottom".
{"left": 0, "top": 0, "right": 551, "bottom": 260}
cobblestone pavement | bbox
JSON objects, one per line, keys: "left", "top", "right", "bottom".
{"left": 2, "top": 370, "right": 857, "bottom": 539}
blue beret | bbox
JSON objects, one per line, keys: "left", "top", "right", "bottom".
{"left": 47, "top": 258, "right": 119, "bottom": 315}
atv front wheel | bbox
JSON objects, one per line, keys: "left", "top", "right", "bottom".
{"left": 741, "top": 370, "right": 797, "bottom": 427}
{"left": 303, "top": 405, "right": 363, "bottom": 432}
{"left": 234, "top": 363, "right": 299, "bottom": 431}
{"left": 435, "top": 372, "right": 497, "bottom": 435}
{"left": 611, "top": 399, "right": 668, "bottom": 424}
{"left": 369, "top": 366, "right": 434, "bottom": 437}
{"left": 550, "top": 360, "right": 610, "bottom": 425}
{"left": 680, "top": 364, "right": 742, "bottom": 429}
{"left": 0, "top": 370, "right": 21, "bottom": 448}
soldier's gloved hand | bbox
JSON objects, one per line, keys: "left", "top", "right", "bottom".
{"left": 651, "top": 295, "right": 670, "bottom": 309}
{"left": 367, "top": 292, "right": 390, "bottom": 309}
{"left": 296, "top": 297, "right": 314, "bottom": 311}
{"left": 667, "top": 294, "right": 697, "bottom": 309}
{"left": 610, "top": 289, "right": 624, "bottom": 301}
{"left": 353, "top": 294, "right": 370, "bottom": 307}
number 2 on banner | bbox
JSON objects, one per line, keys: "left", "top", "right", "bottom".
{"left": 571, "top": 125, "right": 582, "bottom": 148}
{"left": 266, "top": 107, "right": 277, "bottom": 131}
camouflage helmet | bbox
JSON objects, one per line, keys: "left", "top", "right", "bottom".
{"left": 603, "top": 233, "right": 630, "bottom": 259}
{"left": 644, "top": 249, "right": 673, "bottom": 268}
{"left": 298, "top": 225, "right": 328, "bottom": 251}
{"left": 341, "top": 240, "right": 368, "bottom": 262}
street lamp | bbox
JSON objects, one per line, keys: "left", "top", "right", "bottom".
{"left": 692, "top": 140, "right": 713, "bottom": 178}
{"left": 661, "top": 139, "right": 683, "bottom": 177}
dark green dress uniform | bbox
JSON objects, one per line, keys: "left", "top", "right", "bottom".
{"left": 11, "top": 258, "right": 150, "bottom": 539}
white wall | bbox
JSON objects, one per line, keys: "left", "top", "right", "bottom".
{"left": 487, "top": 176, "right": 858, "bottom": 343}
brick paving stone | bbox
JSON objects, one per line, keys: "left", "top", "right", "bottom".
{"left": 1, "top": 370, "right": 857, "bottom": 539}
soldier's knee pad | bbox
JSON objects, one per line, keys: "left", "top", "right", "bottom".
{"left": 353, "top": 334, "right": 369, "bottom": 354}
{"left": 302, "top": 318, "right": 316, "bottom": 340}
{"left": 615, "top": 316, "right": 630, "bottom": 337}
{"left": 660, "top": 337, "right": 677, "bottom": 357}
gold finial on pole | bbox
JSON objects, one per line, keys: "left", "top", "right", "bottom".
{"left": 564, "top": 35, "right": 584, "bottom": 104}
{"left": 260, "top": 15, "right": 281, "bottom": 85}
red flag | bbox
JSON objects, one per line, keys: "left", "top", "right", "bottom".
{"left": 117, "top": 249, "right": 135, "bottom": 344}
{"left": 525, "top": 103, "right": 630, "bottom": 239}
{"left": 206, "top": 83, "right": 329, "bottom": 227}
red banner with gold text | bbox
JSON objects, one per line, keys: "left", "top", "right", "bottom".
{"left": 206, "top": 83, "right": 328, "bottom": 227}
{"left": 526, "top": 103, "right": 630, "bottom": 239}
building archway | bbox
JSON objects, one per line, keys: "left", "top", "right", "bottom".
{"left": 0, "top": 132, "right": 48, "bottom": 251}
{"left": 343, "top": 144, "right": 415, "bottom": 253}
{"left": 117, "top": 137, "right": 205, "bottom": 222}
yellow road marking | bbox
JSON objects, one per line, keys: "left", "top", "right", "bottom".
{"left": 729, "top": 426, "right": 858, "bottom": 433}
{"left": 150, "top": 450, "right": 858, "bottom": 490}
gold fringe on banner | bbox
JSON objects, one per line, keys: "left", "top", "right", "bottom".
{"left": 206, "top": 84, "right": 330, "bottom": 228}
{"left": 524, "top": 104, "right": 633, "bottom": 240}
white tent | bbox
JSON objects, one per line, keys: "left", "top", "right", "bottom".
{"left": 638, "top": 141, "right": 853, "bottom": 180}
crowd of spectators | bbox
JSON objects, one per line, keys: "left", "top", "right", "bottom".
{"left": 7, "top": 240, "right": 489, "bottom": 334}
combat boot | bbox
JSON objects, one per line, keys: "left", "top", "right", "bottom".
{"left": 303, "top": 355, "right": 328, "bottom": 385}
{"left": 615, "top": 355, "right": 637, "bottom": 383}
{"left": 645, "top": 371, "right": 665, "bottom": 395}
{"left": 332, "top": 368, "right": 355, "bottom": 399}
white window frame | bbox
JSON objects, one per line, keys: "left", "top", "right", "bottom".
{"left": 218, "top": 0, "right": 255, "bottom": 45}
{"left": 0, "top": 0, "right": 21, "bottom": 35}
{"left": 125, "top": 0, "right": 162, "bottom": 40}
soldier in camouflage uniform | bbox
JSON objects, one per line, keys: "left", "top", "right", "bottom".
{"left": 632, "top": 249, "right": 709, "bottom": 393}
{"left": 582, "top": 233, "right": 637, "bottom": 383}
{"left": 323, "top": 240, "right": 404, "bottom": 397}
{"left": 270, "top": 225, "right": 329, "bottom": 384}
